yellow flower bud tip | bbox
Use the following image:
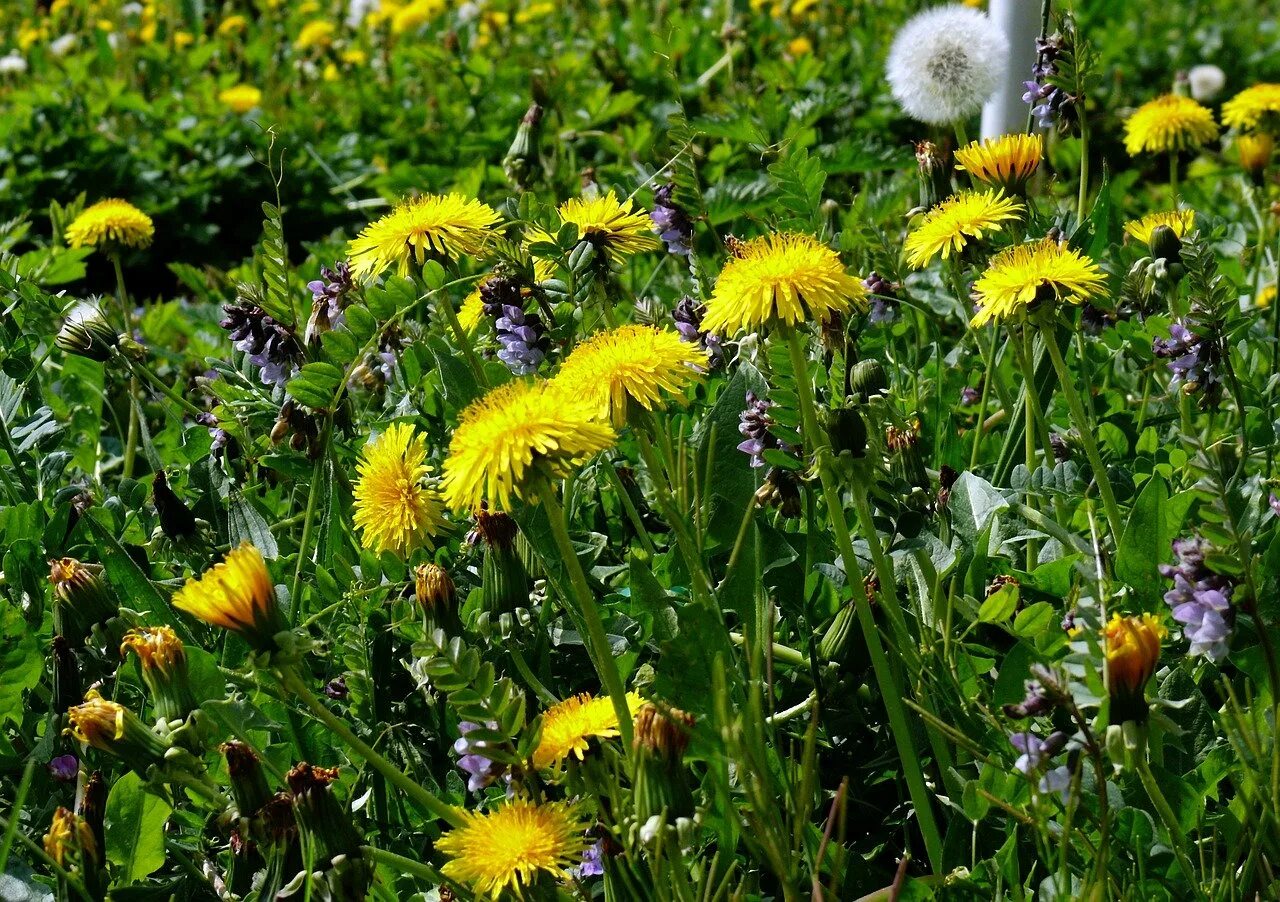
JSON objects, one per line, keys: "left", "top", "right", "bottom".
{"left": 120, "top": 626, "right": 186, "bottom": 675}
{"left": 44, "top": 807, "right": 97, "bottom": 868}
{"left": 66, "top": 689, "right": 125, "bottom": 748}
{"left": 633, "top": 702, "right": 695, "bottom": 758}
{"left": 1103, "top": 613, "right": 1167, "bottom": 697}
{"left": 414, "top": 563, "right": 455, "bottom": 611}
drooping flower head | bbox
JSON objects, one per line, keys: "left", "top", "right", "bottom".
{"left": 885, "top": 4, "right": 1009, "bottom": 125}
{"left": 904, "top": 190, "right": 1024, "bottom": 269}
{"left": 1222, "top": 83, "right": 1280, "bottom": 132}
{"left": 1124, "top": 94, "right": 1219, "bottom": 156}
{"left": 437, "top": 800, "right": 591, "bottom": 898}
{"left": 954, "top": 134, "right": 1042, "bottom": 194}
{"left": 533, "top": 691, "right": 645, "bottom": 770}
{"left": 65, "top": 199, "right": 154, "bottom": 252}
{"left": 553, "top": 325, "right": 708, "bottom": 425}
{"left": 121, "top": 626, "right": 196, "bottom": 722}
{"left": 66, "top": 690, "right": 170, "bottom": 769}
{"left": 702, "top": 232, "right": 866, "bottom": 336}
{"left": 970, "top": 239, "right": 1105, "bottom": 327}
{"left": 553, "top": 191, "right": 660, "bottom": 263}
{"left": 44, "top": 808, "right": 98, "bottom": 870}
{"left": 1124, "top": 209, "right": 1195, "bottom": 247}
{"left": 1103, "top": 613, "right": 1166, "bottom": 721}
{"left": 352, "top": 422, "right": 447, "bottom": 557}
{"left": 218, "top": 83, "right": 261, "bottom": 113}
{"left": 441, "top": 381, "right": 616, "bottom": 513}
{"left": 347, "top": 193, "right": 503, "bottom": 281}
{"left": 171, "top": 543, "right": 286, "bottom": 651}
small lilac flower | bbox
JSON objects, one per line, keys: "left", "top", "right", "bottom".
{"left": 305, "top": 261, "right": 352, "bottom": 343}
{"left": 738, "top": 392, "right": 778, "bottom": 468}
{"left": 575, "top": 838, "right": 606, "bottom": 878}
{"left": 959, "top": 386, "right": 980, "bottom": 407}
{"left": 1269, "top": 494, "right": 1280, "bottom": 518}
{"left": 196, "top": 412, "right": 232, "bottom": 458}
{"left": 650, "top": 184, "right": 693, "bottom": 256}
{"left": 454, "top": 721, "right": 504, "bottom": 793}
{"left": 1010, "top": 730, "right": 1067, "bottom": 775}
{"left": 1152, "top": 320, "right": 1222, "bottom": 404}
{"left": 862, "top": 272, "right": 899, "bottom": 325}
{"left": 493, "top": 305, "right": 550, "bottom": 375}
{"left": 1039, "top": 765, "right": 1071, "bottom": 800}
{"left": 324, "top": 677, "right": 348, "bottom": 699}
{"left": 672, "top": 296, "right": 725, "bottom": 369}
{"left": 49, "top": 754, "right": 78, "bottom": 782}
{"left": 1159, "top": 536, "right": 1235, "bottom": 662}
{"left": 220, "top": 303, "right": 303, "bottom": 388}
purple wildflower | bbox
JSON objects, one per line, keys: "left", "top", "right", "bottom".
{"left": 305, "top": 261, "right": 352, "bottom": 344}
{"left": 863, "top": 272, "right": 899, "bottom": 325}
{"left": 324, "top": 677, "right": 348, "bottom": 699}
{"left": 672, "top": 296, "right": 725, "bottom": 368}
{"left": 650, "top": 184, "right": 693, "bottom": 256}
{"left": 959, "top": 386, "right": 980, "bottom": 407}
{"left": 493, "top": 305, "right": 550, "bottom": 375}
{"left": 1022, "top": 34, "right": 1074, "bottom": 130}
{"left": 738, "top": 392, "right": 778, "bottom": 468}
{"left": 1009, "top": 730, "right": 1067, "bottom": 775}
{"left": 1159, "top": 537, "right": 1235, "bottom": 662}
{"left": 196, "top": 412, "right": 233, "bottom": 459}
{"left": 1153, "top": 320, "right": 1222, "bottom": 405}
{"left": 1270, "top": 494, "right": 1280, "bottom": 518}
{"left": 220, "top": 303, "right": 303, "bottom": 389}
{"left": 49, "top": 754, "right": 78, "bottom": 782}
{"left": 575, "top": 839, "right": 606, "bottom": 878}
{"left": 454, "top": 721, "right": 504, "bottom": 793}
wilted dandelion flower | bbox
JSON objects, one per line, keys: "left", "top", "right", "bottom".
{"left": 970, "top": 239, "right": 1105, "bottom": 327}
{"left": 533, "top": 691, "right": 645, "bottom": 769}
{"left": 702, "top": 232, "right": 865, "bottom": 336}
{"left": 437, "top": 800, "right": 590, "bottom": 898}
{"left": 44, "top": 808, "right": 97, "bottom": 869}
{"left": 1124, "top": 209, "right": 1195, "bottom": 246}
{"left": 554, "top": 191, "right": 660, "bottom": 263}
{"left": 553, "top": 325, "right": 708, "bottom": 425}
{"left": 218, "top": 84, "right": 261, "bottom": 113}
{"left": 441, "top": 381, "right": 616, "bottom": 513}
{"left": 121, "top": 626, "right": 196, "bottom": 723}
{"left": 1222, "top": 83, "right": 1280, "bottom": 132}
{"left": 347, "top": 193, "right": 502, "bottom": 280}
{"left": 1124, "top": 94, "right": 1218, "bottom": 156}
{"left": 885, "top": 4, "right": 1009, "bottom": 125}
{"left": 171, "top": 543, "right": 286, "bottom": 651}
{"left": 65, "top": 199, "right": 154, "bottom": 251}
{"left": 904, "top": 190, "right": 1024, "bottom": 269}
{"left": 954, "top": 134, "right": 1042, "bottom": 194}
{"left": 66, "top": 690, "right": 169, "bottom": 767}
{"left": 352, "top": 422, "right": 447, "bottom": 557}
{"left": 1103, "top": 613, "right": 1166, "bottom": 721}
{"left": 294, "top": 19, "right": 335, "bottom": 51}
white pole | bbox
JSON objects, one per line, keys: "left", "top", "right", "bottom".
{"left": 981, "top": 0, "right": 1041, "bottom": 139}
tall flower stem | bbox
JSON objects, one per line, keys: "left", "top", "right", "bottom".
{"left": 784, "top": 328, "right": 944, "bottom": 872}
{"left": 537, "top": 481, "right": 634, "bottom": 750}
{"left": 437, "top": 292, "right": 487, "bottom": 388}
{"left": 1136, "top": 757, "right": 1204, "bottom": 899}
{"left": 112, "top": 255, "right": 142, "bottom": 479}
{"left": 276, "top": 667, "right": 464, "bottom": 827}
{"left": 125, "top": 357, "right": 205, "bottom": 419}
{"left": 1038, "top": 321, "right": 1124, "bottom": 540}
{"left": 1169, "top": 150, "right": 1180, "bottom": 203}
{"left": 1076, "top": 116, "right": 1090, "bottom": 224}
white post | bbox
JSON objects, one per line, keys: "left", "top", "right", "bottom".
{"left": 981, "top": 0, "right": 1041, "bottom": 139}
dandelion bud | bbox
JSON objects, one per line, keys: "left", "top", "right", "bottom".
{"left": 171, "top": 543, "right": 288, "bottom": 653}
{"left": 55, "top": 302, "right": 119, "bottom": 361}
{"left": 1237, "top": 133, "right": 1273, "bottom": 184}
{"left": 49, "top": 558, "right": 117, "bottom": 643}
{"left": 886, "top": 421, "right": 928, "bottom": 488}
{"left": 286, "top": 763, "right": 372, "bottom": 900}
{"left": 1146, "top": 224, "right": 1183, "bottom": 265}
{"left": 503, "top": 102, "right": 544, "bottom": 190}
{"left": 414, "top": 562, "right": 454, "bottom": 611}
{"left": 80, "top": 770, "right": 108, "bottom": 862}
{"left": 850, "top": 359, "right": 888, "bottom": 401}
{"left": 43, "top": 807, "right": 100, "bottom": 881}
{"left": 153, "top": 470, "right": 198, "bottom": 541}
{"left": 914, "top": 140, "right": 952, "bottom": 210}
{"left": 823, "top": 407, "right": 868, "bottom": 458}
{"left": 1103, "top": 613, "right": 1166, "bottom": 724}
{"left": 632, "top": 703, "right": 696, "bottom": 823}
{"left": 221, "top": 741, "right": 274, "bottom": 819}
{"left": 121, "top": 626, "right": 197, "bottom": 724}
{"left": 472, "top": 510, "right": 531, "bottom": 616}
{"left": 51, "top": 635, "right": 82, "bottom": 714}
{"left": 66, "top": 690, "right": 170, "bottom": 774}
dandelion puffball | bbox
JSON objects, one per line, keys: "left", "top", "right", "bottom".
{"left": 1187, "top": 64, "right": 1226, "bottom": 102}
{"left": 885, "top": 4, "right": 1010, "bottom": 126}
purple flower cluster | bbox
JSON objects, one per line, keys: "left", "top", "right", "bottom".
{"left": 493, "top": 305, "right": 551, "bottom": 375}
{"left": 575, "top": 839, "right": 606, "bottom": 878}
{"left": 1010, "top": 730, "right": 1071, "bottom": 799}
{"left": 305, "top": 260, "right": 352, "bottom": 343}
{"left": 220, "top": 303, "right": 303, "bottom": 388}
{"left": 672, "top": 296, "right": 724, "bottom": 368}
{"left": 863, "top": 272, "right": 899, "bottom": 325}
{"left": 454, "top": 721, "right": 505, "bottom": 793}
{"left": 196, "top": 411, "right": 233, "bottom": 459}
{"left": 651, "top": 183, "right": 693, "bottom": 256}
{"left": 1022, "top": 35, "right": 1073, "bottom": 130}
{"left": 1152, "top": 320, "right": 1222, "bottom": 402}
{"left": 738, "top": 392, "right": 779, "bottom": 468}
{"left": 49, "top": 753, "right": 78, "bottom": 782}
{"left": 1159, "top": 536, "right": 1234, "bottom": 662}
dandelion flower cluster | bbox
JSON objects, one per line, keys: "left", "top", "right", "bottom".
{"left": 904, "top": 190, "right": 1024, "bottom": 269}
{"left": 437, "top": 800, "right": 590, "bottom": 898}
{"left": 65, "top": 199, "right": 154, "bottom": 251}
{"left": 218, "top": 84, "right": 261, "bottom": 113}
{"left": 954, "top": 134, "right": 1043, "bottom": 194}
{"left": 702, "top": 232, "right": 865, "bottom": 335}
{"left": 533, "top": 691, "right": 645, "bottom": 769}
{"left": 553, "top": 191, "right": 660, "bottom": 262}
{"left": 1123, "top": 209, "right": 1195, "bottom": 246}
{"left": 1222, "top": 83, "right": 1280, "bottom": 132}
{"left": 441, "top": 380, "right": 616, "bottom": 512}
{"left": 1124, "top": 94, "right": 1218, "bottom": 156}
{"left": 554, "top": 325, "right": 708, "bottom": 425}
{"left": 171, "top": 543, "right": 286, "bottom": 650}
{"left": 885, "top": 4, "right": 1009, "bottom": 125}
{"left": 970, "top": 239, "right": 1105, "bottom": 327}
{"left": 352, "top": 422, "right": 447, "bottom": 556}
{"left": 347, "top": 193, "right": 503, "bottom": 280}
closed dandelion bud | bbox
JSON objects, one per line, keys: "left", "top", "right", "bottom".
{"left": 51, "top": 635, "right": 82, "bottom": 715}
{"left": 66, "top": 690, "right": 170, "bottom": 774}
{"left": 121, "top": 626, "right": 197, "bottom": 724}
{"left": 473, "top": 510, "right": 531, "bottom": 616}
{"left": 55, "top": 302, "right": 119, "bottom": 361}
{"left": 49, "top": 558, "right": 117, "bottom": 643}
{"left": 1147, "top": 224, "right": 1183, "bottom": 265}
{"left": 886, "top": 421, "right": 928, "bottom": 488}
{"left": 818, "top": 602, "right": 857, "bottom": 661}
{"left": 286, "top": 763, "right": 372, "bottom": 900}
{"left": 823, "top": 406, "right": 868, "bottom": 458}
{"left": 503, "top": 102, "right": 544, "bottom": 189}
{"left": 632, "top": 703, "right": 696, "bottom": 823}
{"left": 1103, "top": 613, "right": 1166, "bottom": 724}
{"left": 80, "top": 770, "right": 108, "bottom": 864}
{"left": 222, "top": 741, "right": 274, "bottom": 818}
{"left": 413, "top": 562, "right": 462, "bottom": 633}
{"left": 171, "top": 543, "right": 287, "bottom": 654}
{"left": 850, "top": 359, "right": 887, "bottom": 401}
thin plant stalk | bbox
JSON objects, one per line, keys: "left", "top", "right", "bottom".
{"left": 112, "top": 255, "right": 142, "bottom": 479}
{"left": 1136, "top": 757, "right": 1204, "bottom": 899}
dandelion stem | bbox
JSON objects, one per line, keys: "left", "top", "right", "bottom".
{"left": 112, "top": 255, "right": 141, "bottom": 480}
{"left": 437, "top": 292, "right": 487, "bottom": 388}
{"left": 362, "top": 845, "right": 448, "bottom": 885}
{"left": 126, "top": 358, "right": 205, "bottom": 418}
{"left": 1136, "top": 757, "right": 1204, "bottom": 899}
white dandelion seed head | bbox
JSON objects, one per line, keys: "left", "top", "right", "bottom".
{"left": 49, "top": 33, "right": 78, "bottom": 57}
{"left": 885, "top": 4, "right": 1010, "bottom": 126}
{"left": 0, "top": 52, "right": 27, "bottom": 75}
{"left": 345, "top": 0, "right": 381, "bottom": 27}
{"left": 1187, "top": 64, "right": 1226, "bottom": 102}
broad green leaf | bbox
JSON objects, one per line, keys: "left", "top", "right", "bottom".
{"left": 104, "top": 772, "right": 172, "bottom": 883}
{"left": 0, "top": 605, "right": 41, "bottom": 725}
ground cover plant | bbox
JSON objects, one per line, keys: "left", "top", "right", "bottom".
{"left": 3, "top": 0, "right": 1280, "bottom": 899}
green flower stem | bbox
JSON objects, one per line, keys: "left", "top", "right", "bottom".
{"left": 112, "top": 255, "right": 141, "bottom": 480}
{"left": 600, "top": 456, "right": 658, "bottom": 558}
{"left": 1136, "top": 758, "right": 1204, "bottom": 899}
{"left": 125, "top": 357, "right": 206, "bottom": 419}
{"left": 277, "top": 667, "right": 464, "bottom": 828}
{"left": 362, "top": 844, "right": 448, "bottom": 885}
{"left": 784, "top": 328, "right": 944, "bottom": 872}
{"left": 437, "top": 291, "right": 487, "bottom": 388}
{"left": 537, "top": 482, "right": 635, "bottom": 750}
{"left": 1038, "top": 322, "right": 1125, "bottom": 541}
{"left": 1077, "top": 115, "right": 1091, "bottom": 224}
{"left": 1169, "top": 149, "right": 1179, "bottom": 203}
{"left": 634, "top": 424, "right": 714, "bottom": 608}
{"left": 290, "top": 437, "right": 328, "bottom": 625}
{"left": 728, "top": 631, "right": 808, "bottom": 669}
{"left": 168, "top": 769, "right": 231, "bottom": 809}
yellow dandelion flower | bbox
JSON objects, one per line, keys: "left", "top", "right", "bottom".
{"left": 553, "top": 325, "right": 707, "bottom": 425}
{"left": 904, "top": 190, "right": 1024, "bottom": 269}
{"left": 954, "top": 133, "right": 1042, "bottom": 194}
{"left": 392, "top": 0, "right": 445, "bottom": 34}
{"left": 442, "top": 381, "right": 615, "bottom": 513}
{"left": 702, "top": 232, "right": 865, "bottom": 336}
{"left": 216, "top": 14, "right": 248, "bottom": 37}
{"left": 120, "top": 625, "right": 186, "bottom": 679}
{"left": 554, "top": 191, "right": 660, "bottom": 263}
{"left": 171, "top": 543, "right": 286, "bottom": 650}
{"left": 1123, "top": 209, "right": 1195, "bottom": 246}
{"left": 787, "top": 36, "right": 813, "bottom": 57}
{"left": 970, "top": 239, "right": 1105, "bottom": 327}
{"left": 1237, "top": 133, "right": 1274, "bottom": 176}
{"left": 44, "top": 808, "right": 96, "bottom": 869}
{"left": 437, "top": 800, "right": 590, "bottom": 898}
{"left": 533, "top": 691, "right": 645, "bottom": 769}
{"left": 66, "top": 689, "right": 124, "bottom": 747}
{"left": 1258, "top": 284, "right": 1276, "bottom": 310}
{"left": 65, "top": 199, "right": 154, "bottom": 251}
{"left": 294, "top": 19, "right": 335, "bottom": 51}
{"left": 1124, "top": 94, "right": 1218, "bottom": 156}
{"left": 347, "top": 193, "right": 503, "bottom": 281}
{"left": 458, "top": 290, "right": 486, "bottom": 333}
{"left": 341, "top": 48, "right": 368, "bottom": 66}
{"left": 514, "top": 1, "right": 555, "bottom": 24}
{"left": 1222, "top": 83, "right": 1280, "bottom": 132}
{"left": 173, "top": 30, "right": 194, "bottom": 49}
{"left": 1103, "top": 613, "right": 1166, "bottom": 698}
{"left": 352, "top": 422, "right": 447, "bottom": 557}
{"left": 218, "top": 83, "right": 261, "bottom": 114}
